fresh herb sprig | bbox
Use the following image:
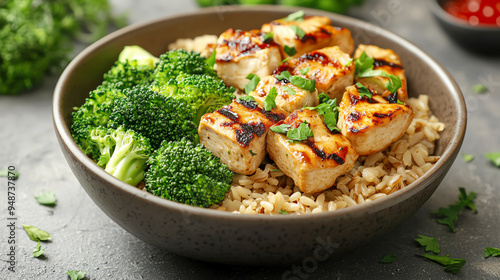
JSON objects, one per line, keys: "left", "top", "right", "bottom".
{"left": 275, "top": 70, "right": 315, "bottom": 93}
{"left": 354, "top": 51, "right": 403, "bottom": 95}
{"left": 433, "top": 187, "right": 477, "bottom": 232}
{"left": 271, "top": 121, "right": 313, "bottom": 142}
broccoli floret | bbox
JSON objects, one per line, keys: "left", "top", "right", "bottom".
{"left": 108, "top": 85, "right": 197, "bottom": 149}
{"left": 102, "top": 46, "right": 158, "bottom": 90}
{"left": 88, "top": 126, "right": 152, "bottom": 186}
{"left": 145, "top": 138, "right": 233, "bottom": 208}
{"left": 151, "top": 72, "right": 235, "bottom": 125}
{"left": 153, "top": 49, "right": 219, "bottom": 82}
{"left": 71, "top": 84, "right": 126, "bottom": 157}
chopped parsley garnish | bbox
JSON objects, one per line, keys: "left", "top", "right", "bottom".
{"left": 421, "top": 254, "right": 466, "bottom": 274}
{"left": 461, "top": 153, "right": 474, "bottom": 163}
{"left": 299, "top": 66, "right": 310, "bottom": 75}
{"left": 205, "top": 49, "right": 216, "bottom": 67}
{"left": 244, "top": 73, "right": 261, "bottom": 94}
{"left": 33, "top": 241, "right": 45, "bottom": 258}
{"left": 22, "top": 225, "right": 52, "bottom": 241}
{"left": 281, "top": 57, "right": 290, "bottom": 64}
{"left": 281, "top": 85, "right": 296, "bottom": 95}
{"left": 270, "top": 169, "right": 281, "bottom": 172}
{"left": 433, "top": 187, "right": 477, "bottom": 232}
{"left": 355, "top": 51, "right": 402, "bottom": 94}
{"left": 356, "top": 82, "right": 373, "bottom": 99}
{"left": 485, "top": 152, "right": 500, "bottom": 167}
{"left": 290, "top": 25, "right": 306, "bottom": 39}
{"left": 354, "top": 51, "right": 374, "bottom": 76}
{"left": 344, "top": 58, "right": 353, "bottom": 67}
{"left": 305, "top": 93, "right": 340, "bottom": 132}
{"left": 415, "top": 235, "right": 441, "bottom": 254}
{"left": 484, "top": 247, "right": 500, "bottom": 258}
{"left": 66, "top": 270, "right": 87, "bottom": 280}
{"left": 271, "top": 121, "right": 313, "bottom": 142}
{"left": 380, "top": 254, "right": 396, "bottom": 264}
{"left": 278, "top": 210, "right": 289, "bottom": 214}
{"left": 264, "top": 86, "right": 278, "bottom": 111}
{"left": 237, "top": 95, "right": 256, "bottom": 103}
{"left": 276, "top": 70, "right": 315, "bottom": 93}
{"left": 284, "top": 10, "right": 305, "bottom": 22}
{"left": 276, "top": 70, "right": 292, "bottom": 81}
{"left": 0, "top": 169, "right": 19, "bottom": 180}
{"left": 249, "top": 150, "right": 257, "bottom": 156}
{"left": 473, "top": 84, "right": 488, "bottom": 94}
{"left": 34, "top": 190, "right": 57, "bottom": 206}
{"left": 284, "top": 45, "right": 297, "bottom": 56}
{"left": 262, "top": 32, "right": 274, "bottom": 43}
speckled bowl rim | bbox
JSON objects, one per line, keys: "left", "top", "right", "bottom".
{"left": 429, "top": 0, "right": 500, "bottom": 30}
{"left": 53, "top": 5, "right": 466, "bottom": 222}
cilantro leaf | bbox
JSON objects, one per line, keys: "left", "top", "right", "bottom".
{"left": 237, "top": 95, "right": 256, "bottom": 103}
{"left": 354, "top": 51, "right": 374, "bottom": 76}
{"left": 318, "top": 93, "right": 330, "bottom": 104}
{"left": 22, "top": 225, "right": 52, "bottom": 241}
{"left": 461, "top": 153, "right": 474, "bottom": 163}
{"left": 485, "top": 152, "right": 500, "bottom": 167}
{"left": 281, "top": 57, "right": 290, "bottom": 64}
{"left": 433, "top": 187, "right": 477, "bottom": 232}
{"left": 421, "top": 254, "right": 466, "bottom": 274}
{"left": 290, "top": 25, "right": 306, "bottom": 39}
{"left": 34, "top": 190, "right": 57, "bottom": 206}
{"left": 264, "top": 86, "right": 278, "bottom": 111}
{"left": 355, "top": 51, "right": 402, "bottom": 94}
{"left": 0, "top": 169, "right": 19, "bottom": 180}
{"left": 66, "top": 270, "right": 87, "bottom": 280}
{"left": 33, "top": 241, "right": 45, "bottom": 258}
{"left": 286, "top": 121, "right": 313, "bottom": 142}
{"left": 344, "top": 58, "right": 353, "bottom": 67}
{"left": 205, "top": 49, "right": 216, "bottom": 68}
{"left": 415, "top": 235, "right": 441, "bottom": 254}
{"left": 281, "top": 85, "right": 296, "bottom": 95}
{"left": 284, "top": 10, "right": 305, "bottom": 22}
{"left": 380, "top": 254, "right": 396, "bottom": 264}
{"left": 291, "top": 76, "right": 315, "bottom": 93}
{"left": 484, "top": 247, "right": 500, "bottom": 258}
{"left": 284, "top": 45, "right": 297, "bottom": 56}
{"left": 355, "top": 82, "right": 373, "bottom": 99}
{"left": 270, "top": 124, "right": 291, "bottom": 134}
{"left": 473, "top": 84, "right": 488, "bottom": 94}
{"left": 275, "top": 71, "right": 292, "bottom": 81}
{"left": 385, "top": 75, "right": 402, "bottom": 94}
{"left": 263, "top": 32, "right": 274, "bottom": 43}
{"left": 249, "top": 150, "right": 257, "bottom": 156}
{"left": 244, "top": 73, "right": 260, "bottom": 94}
{"left": 300, "top": 66, "right": 310, "bottom": 75}
{"left": 309, "top": 98, "right": 340, "bottom": 132}
{"left": 278, "top": 210, "right": 289, "bottom": 214}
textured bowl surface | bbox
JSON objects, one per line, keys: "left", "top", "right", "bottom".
{"left": 53, "top": 6, "right": 466, "bottom": 265}
{"left": 429, "top": 0, "right": 500, "bottom": 54}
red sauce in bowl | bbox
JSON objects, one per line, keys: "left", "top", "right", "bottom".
{"left": 444, "top": 0, "right": 500, "bottom": 26}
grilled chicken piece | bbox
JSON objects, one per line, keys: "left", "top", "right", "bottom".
{"left": 215, "top": 28, "right": 282, "bottom": 91}
{"left": 199, "top": 99, "right": 288, "bottom": 175}
{"left": 337, "top": 85, "right": 414, "bottom": 156}
{"left": 354, "top": 44, "right": 408, "bottom": 101}
{"left": 249, "top": 75, "right": 319, "bottom": 114}
{"left": 267, "top": 109, "right": 358, "bottom": 193}
{"left": 261, "top": 15, "right": 354, "bottom": 58}
{"left": 274, "top": 46, "right": 354, "bottom": 101}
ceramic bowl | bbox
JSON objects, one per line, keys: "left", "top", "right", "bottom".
{"left": 53, "top": 6, "right": 466, "bottom": 265}
{"left": 429, "top": 0, "right": 500, "bottom": 54}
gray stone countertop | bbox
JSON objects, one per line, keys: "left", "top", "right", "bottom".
{"left": 1, "top": 0, "right": 499, "bottom": 279}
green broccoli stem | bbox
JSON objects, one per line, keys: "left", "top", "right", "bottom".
{"left": 106, "top": 151, "right": 149, "bottom": 186}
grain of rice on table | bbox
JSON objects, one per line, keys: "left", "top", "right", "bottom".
{"left": 208, "top": 94, "right": 445, "bottom": 215}
{"left": 168, "top": 37, "right": 445, "bottom": 215}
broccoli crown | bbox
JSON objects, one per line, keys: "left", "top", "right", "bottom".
{"left": 108, "top": 85, "right": 197, "bottom": 149}
{"left": 102, "top": 60, "right": 155, "bottom": 90}
{"left": 145, "top": 138, "right": 233, "bottom": 208}
{"left": 71, "top": 84, "right": 126, "bottom": 158}
{"left": 153, "top": 49, "right": 218, "bottom": 82}
{"left": 151, "top": 72, "right": 235, "bottom": 125}
{"left": 88, "top": 126, "right": 152, "bottom": 186}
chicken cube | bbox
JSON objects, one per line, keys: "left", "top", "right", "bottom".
{"left": 261, "top": 15, "right": 354, "bottom": 58}
{"left": 354, "top": 44, "right": 408, "bottom": 101}
{"left": 249, "top": 75, "right": 319, "bottom": 114}
{"left": 215, "top": 28, "right": 282, "bottom": 91}
{"left": 274, "top": 46, "right": 355, "bottom": 100}
{"left": 199, "top": 99, "right": 288, "bottom": 175}
{"left": 267, "top": 109, "right": 358, "bottom": 193}
{"left": 337, "top": 85, "right": 414, "bottom": 156}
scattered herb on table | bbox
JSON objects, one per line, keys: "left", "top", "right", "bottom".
{"left": 420, "top": 254, "right": 466, "bottom": 274}
{"left": 485, "top": 152, "right": 500, "bottom": 167}
{"left": 380, "top": 254, "right": 396, "bottom": 263}
{"left": 33, "top": 241, "right": 45, "bottom": 258}
{"left": 473, "top": 84, "right": 488, "bottom": 94}
{"left": 34, "top": 190, "right": 57, "bottom": 206}
{"left": 0, "top": 169, "right": 19, "bottom": 180}
{"left": 432, "top": 187, "right": 477, "bottom": 232}
{"left": 484, "top": 247, "right": 500, "bottom": 258}
{"left": 66, "top": 270, "right": 87, "bottom": 280}
{"left": 461, "top": 153, "right": 474, "bottom": 163}
{"left": 22, "top": 225, "right": 52, "bottom": 241}
{"left": 415, "top": 235, "right": 441, "bottom": 254}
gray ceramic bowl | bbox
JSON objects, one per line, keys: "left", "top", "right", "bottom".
{"left": 53, "top": 6, "right": 466, "bottom": 265}
{"left": 429, "top": 0, "right": 500, "bottom": 54}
